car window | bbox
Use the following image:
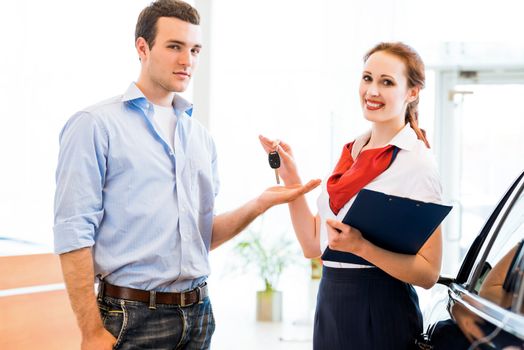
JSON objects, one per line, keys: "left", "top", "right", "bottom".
{"left": 455, "top": 171, "right": 524, "bottom": 287}
{"left": 471, "top": 185, "right": 524, "bottom": 312}
{"left": 512, "top": 245, "right": 524, "bottom": 315}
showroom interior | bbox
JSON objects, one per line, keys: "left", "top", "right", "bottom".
{"left": 1, "top": 0, "right": 523, "bottom": 349}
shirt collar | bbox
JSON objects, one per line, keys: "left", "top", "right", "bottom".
{"left": 352, "top": 123, "right": 418, "bottom": 159}
{"left": 389, "top": 123, "right": 418, "bottom": 151}
{"left": 122, "top": 82, "right": 194, "bottom": 117}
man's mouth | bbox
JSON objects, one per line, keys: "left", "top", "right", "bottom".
{"left": 173, "top": 71, "right": 190, "bottom": 78}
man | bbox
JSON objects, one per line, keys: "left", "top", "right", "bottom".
{"left": 53, "top": 1, "right": 320, "bottom": 349}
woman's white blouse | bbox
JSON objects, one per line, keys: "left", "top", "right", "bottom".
{"left": 318, "top": 124, "right": 443, "bottom": 268}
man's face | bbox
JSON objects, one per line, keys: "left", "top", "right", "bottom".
{"left": 139, "top": 17, "right": 202, "bottom": 93}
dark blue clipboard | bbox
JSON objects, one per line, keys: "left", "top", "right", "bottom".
{"left": 322, "top": 189, "right": 453, "bottom": 265}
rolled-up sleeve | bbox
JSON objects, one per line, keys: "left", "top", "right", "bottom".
{"left": 53, "top": 112, "right": 108, "bottom": 254}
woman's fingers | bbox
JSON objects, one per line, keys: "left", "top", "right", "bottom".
{"left": 275, "top": 144, "right": 290, "bottom": 160}
{"left": 278, "top": 139, "right": 291, "bottom": 150}
{"left": 258, "top": 135, "right": 274, "bottom": 153}
{"left": 260, "top": 136, "right": 294, "bottom": 161}
{"left": 326, "top": 218, "right": 347, "bottom": 233}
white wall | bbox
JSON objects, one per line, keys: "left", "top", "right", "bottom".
{"left": 1, "top": 0, "right": 523, "bottom": 260}
{"left": 0, "top": 1, "right": 157, "bottom": 248}
{"left": 205, "top": 0, "right": 524, "bottom": 291}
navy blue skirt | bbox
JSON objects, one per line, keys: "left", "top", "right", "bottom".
{"left": 314, "top": 266, "right": 422, "bottom": 350}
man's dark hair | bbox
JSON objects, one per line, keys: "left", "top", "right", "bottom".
{"left": 135, "top": 0, "right": 200, "bottom": 49}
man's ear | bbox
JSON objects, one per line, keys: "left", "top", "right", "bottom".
{"left": 135, "top": 37, "right": 149, "bottom": 61}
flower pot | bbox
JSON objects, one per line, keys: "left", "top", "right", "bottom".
{"left": 256, "top": 290, "right": 282, "bottom": 322}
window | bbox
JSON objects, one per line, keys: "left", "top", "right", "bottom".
{"left": 469, "top": 176, "right": 524, "bottom": 309}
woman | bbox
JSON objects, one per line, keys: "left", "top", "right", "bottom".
{"left": 260, "top": 42, "right": 443, "bottom": 349}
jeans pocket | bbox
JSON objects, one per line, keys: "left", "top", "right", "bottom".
{"left": 99, "top": 299, "right": 128, "bottom": 349}
{"left": 195, "top": 298, "right": 216, "bottom": 348}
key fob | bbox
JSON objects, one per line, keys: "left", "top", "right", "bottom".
{"left": 268, "top": 151, "right": 280, "bottom": 169}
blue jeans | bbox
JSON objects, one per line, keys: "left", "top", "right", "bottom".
{"left": 98, "top": 295, "right": 215, "bottom": 349}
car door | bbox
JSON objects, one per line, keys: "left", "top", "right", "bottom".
{"left": 420, "top": 169, "right": 524, "bottom": 349}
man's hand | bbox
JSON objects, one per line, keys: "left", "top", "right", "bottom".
{"left": 211, "top": 179, "right": 320, "bottom": 250}
{"left": 81, "top": 327, "right": 117, "bottom": 350}
{"left": 257, "top": 179, "right": 321, "bottom": 212}
{"left": 59, "top": 248, "right": 115, "bottom": 349}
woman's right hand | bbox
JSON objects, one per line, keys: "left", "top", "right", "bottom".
{"left": 259, "top": 135, "right": 301, "bottom": 185}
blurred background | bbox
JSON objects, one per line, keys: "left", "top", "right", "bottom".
{"left": 1, "top": 0, "right": 524, "bottom": 349}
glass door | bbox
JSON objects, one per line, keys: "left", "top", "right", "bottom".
{"left": 435, "top": 70, "right": 524, "bottom": 275}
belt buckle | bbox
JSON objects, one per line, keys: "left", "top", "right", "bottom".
{"left": 180, "top": 292, "right": 189, "bottom": 307}
{"left": 180, "top": 286, "right": 200, "bottom": 307}
{"left": 179, "top": 283, "right": 206, "bottom": 307}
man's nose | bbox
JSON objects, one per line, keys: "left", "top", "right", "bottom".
{"left": 178, "top": 50, "right": 192, "bottom": 67}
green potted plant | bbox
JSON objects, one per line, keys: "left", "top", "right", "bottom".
{"left": 233, "top": 218, "right": 298, "bottom": 322}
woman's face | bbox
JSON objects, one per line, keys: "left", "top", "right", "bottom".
{"left": 359, "top": 51, "right": 418, "bottom": 125}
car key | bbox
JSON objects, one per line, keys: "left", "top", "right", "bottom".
{"left": 268, "top": 151, "right": 281, "bottom": 184}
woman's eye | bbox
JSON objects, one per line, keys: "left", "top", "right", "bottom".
{"left": 383, "top": 79, "right": 394, "bottom": 86}
{"left": 362, "top": 75, "right": 372, "bottom": 82}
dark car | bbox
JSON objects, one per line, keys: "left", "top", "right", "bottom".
{"left": 417, "top": 170, "right": 524, "bottom": 349}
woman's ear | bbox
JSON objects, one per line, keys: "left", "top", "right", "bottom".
{"left": 407, "top": 86, "right": 420, "bottom": 102}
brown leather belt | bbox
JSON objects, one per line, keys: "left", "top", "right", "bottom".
{"left": 99, "top": 281, "right": 208, "bottom": 308}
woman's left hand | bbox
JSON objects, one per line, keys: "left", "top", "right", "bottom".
{"left": 326, "top": 218, "right": 366, "bottom": 255}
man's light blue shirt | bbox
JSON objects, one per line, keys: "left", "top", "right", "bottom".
{"left": 54, "top": 83, "right": 219, "bottom": 292}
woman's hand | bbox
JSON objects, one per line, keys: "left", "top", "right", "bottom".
{"left": 259, "top": 135, "right": 301, "bottom": 185}
{"left": 325, "top": 218, "right": 366, "bottom": 256}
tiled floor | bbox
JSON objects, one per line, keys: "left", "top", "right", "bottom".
{"left": 208, "top": 259, "right": 317, "bottom": 350}
{"left": 212, "top": 317, "right": 313, "bottom": 350}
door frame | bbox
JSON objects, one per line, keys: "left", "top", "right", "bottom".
{"left": 432, "top": 67, "right": 524, "bottom": 274}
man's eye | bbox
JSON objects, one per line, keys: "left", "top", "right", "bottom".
{"left": 168, "top": 45, "right": 181, "bottom": 50}
{"left": 191, "top": 48, "right": 201, "bottom": 56}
